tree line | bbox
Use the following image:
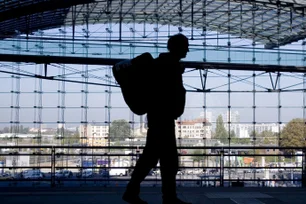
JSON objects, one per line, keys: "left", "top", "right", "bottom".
{"left": 214, "top": 115, "right": 306, "bottom": 150}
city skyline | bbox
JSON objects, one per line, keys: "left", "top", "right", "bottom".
{"left": 0, "top": 110, "right": 289, "bottom": 138}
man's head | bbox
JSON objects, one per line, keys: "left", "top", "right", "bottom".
{"left": 167, "top": 33, "right": 189, "bottom": 59}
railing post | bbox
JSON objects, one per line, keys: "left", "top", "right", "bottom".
{"left": 302, "top": 149, "right": 306, "bottom": 187}
{"left": 220, "top": 149, "right": 224, "bottom": 187}
{"left": 51, "top": 147, "right": 55, "bottom": 188}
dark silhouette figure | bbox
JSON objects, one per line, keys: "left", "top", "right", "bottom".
{"left": 122, "top": 34, "right": 191, "bottom": 204}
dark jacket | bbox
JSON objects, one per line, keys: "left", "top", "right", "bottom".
{"left": 147, "top": 52, "right": 186, "bottom": 120}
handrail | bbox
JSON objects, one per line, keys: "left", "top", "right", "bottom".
{"left": 0, "top": 145, "right": 305, "bottom": 188}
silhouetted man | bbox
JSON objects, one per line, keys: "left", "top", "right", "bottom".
{"left": 123, "top": 33, "right": 191, "bottom": 204}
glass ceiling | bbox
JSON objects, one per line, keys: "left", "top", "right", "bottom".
{"left": 0, "top": 0, "right": 306, "bottom": 49}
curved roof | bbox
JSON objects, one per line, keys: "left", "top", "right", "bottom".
{"left": 1, "top": 0, "right": 306, "bottom": 48}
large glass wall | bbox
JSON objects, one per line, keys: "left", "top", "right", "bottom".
{"left": 0, "top": 0, "right": 306, "bottom": 187}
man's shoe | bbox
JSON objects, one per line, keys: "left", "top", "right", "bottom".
{"left": 122, "top": 192, "right": 148, "bottom": 204}
{"left": 163, "top": 197, "right": 191, "bottom": 204}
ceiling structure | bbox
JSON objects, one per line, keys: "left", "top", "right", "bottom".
{"left": 0, "top": 0, "right": 306, "bottom": 49}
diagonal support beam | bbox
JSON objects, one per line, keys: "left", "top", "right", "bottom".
{"left": 199, "top": 69, "right": 208, "bottom": 91}
{"left": 269, "top": 72, "right": 280, "bottom": 90}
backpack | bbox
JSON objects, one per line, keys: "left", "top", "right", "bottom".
{"left": 112, "top": 52, "right": 154, "bottom": 115}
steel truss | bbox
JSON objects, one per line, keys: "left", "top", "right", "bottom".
{"left": 0, "top": 53, "right": 305, "bottom": 94}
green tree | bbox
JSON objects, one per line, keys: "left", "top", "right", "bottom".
{"left": 230, "top": 130, "right": 236, "bottom": 138}
{"left": 280, "top": 118, "right": 306, "bottom": 153}
{"left": 240, "top": 138, "right": 251, "bottom": 144}
{"left": 109, "top": 119, "right": 131, "bottom": 141}
{"left": 253, "top": 149, "right": 263, "bottom": 163}
{"left": 215, "top": 115, "right": 228, "bottom": 144}
{"left": 260, "top": 130, "right": 276, "bottom": 145}
{"left": 191, "top": 149, "right": 203, "bottom": 163}
{"left": 249, "top": 130, "right": 258, "bottom": 138}
{"left": 65, "top": 131, "right": 80, "bottom": 145}
{"left": 248, "top": 130, "right": 259, "bottom": 145}
{"left": 229, "top": 130, "right": 239, "bottom": 144}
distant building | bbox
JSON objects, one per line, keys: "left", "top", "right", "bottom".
{"left": 29, "top": 128, "right": 47, "bottom": 133}
{"left": 0, "top": 133, "right": 54, "bottom": 141}
{"left": 5, "top": 154, "right": 30, "bottom": 167}
{"left": 0, "top": 133, "right": 37, "bottom": 138}
{"left": 176, "top": 118, "right": 212, "bottom": 139}
{"left": 133, "top": 125, "right": 147, "bottom": 137}
{"left": 66, "top": 126, "right": 78, "bottom": 132}
{"left": 79, "top": 124, "right": 109, "bottom": 146}
{"left": 222, "top": 111, "right": 240, "bottom": 124}
{"left": 225, "top": 123, "right": 285, "bottom": 138}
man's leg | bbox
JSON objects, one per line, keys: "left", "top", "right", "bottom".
{"left": 159, "top": 126, "right": 178, "bottom": 201}
{"left": 123, "top": 128, "right": 159, "bottom": 203}
{"left": 159, "top": 126, "right": 192, "bottom": 204}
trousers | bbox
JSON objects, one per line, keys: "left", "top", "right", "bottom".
{"left": 126, "top": 117, "right": 178, "bottom": 199}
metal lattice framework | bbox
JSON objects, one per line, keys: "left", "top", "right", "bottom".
{"left": 1, "top": 0, "right": 306, "bottom": 48}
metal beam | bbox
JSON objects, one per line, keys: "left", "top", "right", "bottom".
{"left": 0, "top": 53, "right": 305, "bottom": 73}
